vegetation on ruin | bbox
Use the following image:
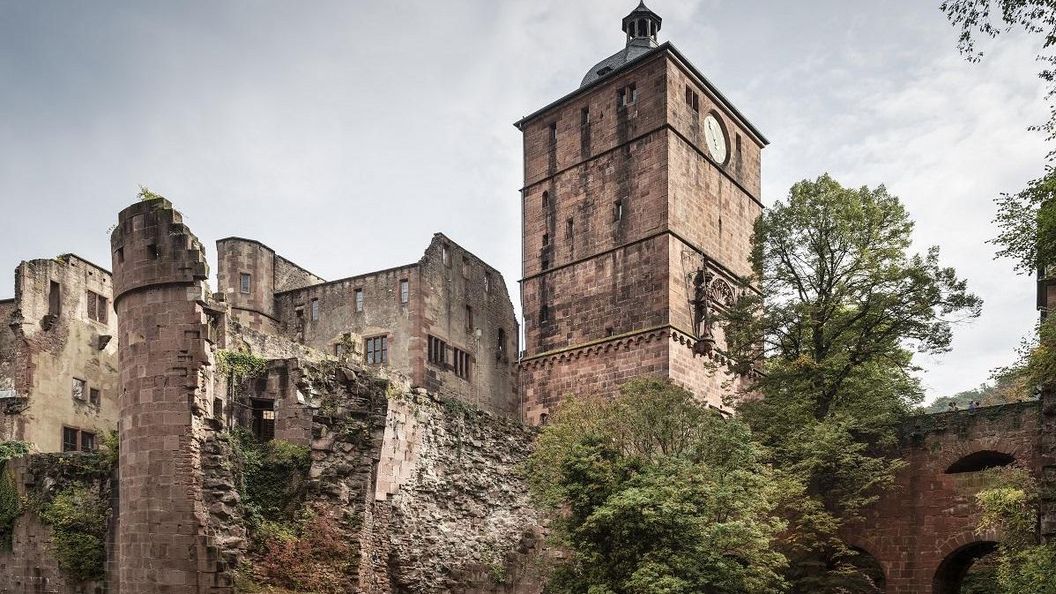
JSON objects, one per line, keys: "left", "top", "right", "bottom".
{"left": 37, "top": 485, "right": 108, "bottom": 582}
{"left": 722, "top": 174, "right": 981, "bottom": 591}
{"left": 229, "top": 430, "right": 355, "bottom": 593}
{"left": 0, "top": 441, "right": 30, "bottom": 551}
{"left": 967, "top": 467, "right": 1056, "bottom": 593}
{"left": 0, "top": 440, "right": 30, "bottom": 462}
{"left": 136, "top": 185, "right": 167, "bottom": 202}
{"left": 525, "top": 378, "right": 790, "bottom": 594}
{"left": 217, "top": 350, "right": 269, "bottom": 383}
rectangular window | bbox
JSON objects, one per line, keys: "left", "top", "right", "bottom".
{"left": 566, "top": 218, "right": 574, "bottom": 240}
{"left": 462, "top": 256, "right": 471, "bottom": 279}
{"left": 86, "top": 290, "right": 108, "bottom": 323}
{"left": 240, "top": 273, "right": 251, "bottom": 294}
{"left": 548, "top": 122, "right": 557, "bottom": 145}
{"left": 685, "top": 85, "right": 700, "bottom": 112}
{"left": 542, "top": 233, "right": 550, "bottom": 246}
{"left": 451, "top": 347, "right": 471, "bottom": 381}
{"left": 442, "top": 244, "right": 450, "bottom": 266}
{"left": 354, "top": 289, "right": 364, "bottom": 312}
{"left": 80, "top": 431, "right": 96, "bottom": 452}
{"left": 400, "top": 279, "right": 409, "bottom": 304}
{"left": 539, "top": 304, "right": 550, "bottom": 324}
{"left": 428, "top": 335, "right": 448, "bottom": 366}
{"left": 365, "top": 336, "right": 388, "bottom": 365}
{"left": 618, "top": 83, "right": 638, "bottom": 107}
{"left": 614, "top": 200, "right": 624, "bottom": 222}
{"left": 62, "top": 427, "right": 78, "bottom": 453}
{"left": 465, "top": 305, "right": 473, "bottom": 333}
{"left": 72, "top": 378, "right": 86, "bottom": 401}
{"left": 484, "top": 271, "right": 491, "bottom": 294}
{"left": 581, "top": 106, "right": 590, "bottom": 126}
{"left": 310, "top": 298, "right": 320, "bottom": 321}
{"left": 48, "top": 281, "right": 61, "bottom": 316}
{"left": 89, "top": 388, "right": 101, "bottom": 406}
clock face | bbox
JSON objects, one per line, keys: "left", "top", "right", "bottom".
{"left": 703, "top": 114, "right": 728, "bottom": 164}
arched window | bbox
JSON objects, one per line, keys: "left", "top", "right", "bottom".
{"left": 945, "top": 451, "right": 1016, "bottom": 474}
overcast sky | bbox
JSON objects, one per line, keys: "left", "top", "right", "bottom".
{"left": 0, "top": 1, "right": 1049, "bottom": 400}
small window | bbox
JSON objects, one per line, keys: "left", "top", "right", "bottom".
{"left": 354, "top": 289, "right": 364, "bottom": 312}
{"left": 566, "top": 218, "right": 574, "bottom": 240}
{"left": 80, "top": 431, "right": 96, "bottom": 452}
{"left": 62, "top": 427, "right": 78, "bottom": 453}
{"left": 497, "top": 328, "right": 507, "bottom": 359}
{"left": 736, "top": 134, "right": 743, "bottom": 163}
{"left": 428, "top": 335, "right": 448, "bottom": 366}
{"left": 581, "top": 107, "right": 590, "bottom": 126}
{"left": 462, "top": 256, "right": 471, "bottom": 279}
{"left": 400, "top": 279, "right": 409, "bottom": 304}
{"left": 147, "top": 244, "right": 159, "bottom": 259}
{"left": 465, "top": 305, "right": 473, "bottom": 333}
{"left": 310, "top": 298, "right": 320, "bottom": 321}
{"left": 451, "top": 347, "right": 471, "bottom": 380}
{"left": 48, "top": 281, "right": 61, "bottom": 316}
{"left": 614, "top": 200, "right": 624, "bottom": 222}
{"left": 539, "top": 304, "right": 550, "bottom": 324}
{"left": 685, "top": 85, "right": 700, "bottom": 112}
{"left": 240, "top": 273, "right": 251, "bottom": 294}
{"left": 365, "top": 336, "right": 388, "bottom": 365}
{"left": 542, "top": 233, "right": 550, "bottom": 246}
{"left": 618, "top": 83, "right": 638, "bottom": 107}
{"left": 86, "top": 290, "right": 108, "bottom": 323}
{"left": 541, "top": 254, "right": 550, "bottom": 270}
{"left": 606, "top": 327, "right": 615, "bottom": 337}
{"left": 484, "top": 271, "right": 492, "bottom": 294}
{"left": 116, "top": 247, "right": 124, "bottom": 263}
{"left": 548, "top": 122, "right": 557, "bottom": 145}
{"left": 72, "top": 378, "right": 86, "bottom": 401}
{"left": 89, "top": 388, "right": 101, "bottom": 407}
{"left": 542, "top": 191, "right": 549, "bottom": 210}
{"left": 442, "top": 244, "right": 450, "bottom": 266}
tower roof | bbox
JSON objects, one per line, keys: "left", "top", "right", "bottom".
{"left": 581, "top": 2, "right": 663, "bottom": 88}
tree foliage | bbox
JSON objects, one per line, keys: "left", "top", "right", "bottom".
{"left": 526, "top": 378, "right": 789, "bottom": 594}
{"left": 723, "top": 174, "right": 981, "bottom": 590}
{"left": 974, "top": 467, "right": 1056, "bottom": 593}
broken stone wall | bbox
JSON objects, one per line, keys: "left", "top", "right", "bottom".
{"left": 0, "top": 452, "right": 114, "bottom": 594}
{"left": 360, "top": 388, "right": 543, "bottom": 594}
{"left": 3, "top": 255, "right": 119, "bottom": 451}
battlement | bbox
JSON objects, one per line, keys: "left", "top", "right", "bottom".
{"left": 110, "top": 198, "right": 209, "bottom": 305}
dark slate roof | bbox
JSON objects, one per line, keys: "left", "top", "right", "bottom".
{"left": 515, "top": 42, "right": 769, "bottom": 147}
{"left": 580, "top": 38, "right": 658, "bottom": 88}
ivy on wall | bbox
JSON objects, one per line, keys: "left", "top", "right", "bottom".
{"left": 0, "top": 441, "right": 30, "bottom": 551}
{"left": 217, "top": 350, "right": 269, "bottom": 383}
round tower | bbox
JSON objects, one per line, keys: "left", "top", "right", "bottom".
{"left": 110, "top": 198, "right": 228, "bottom": 592}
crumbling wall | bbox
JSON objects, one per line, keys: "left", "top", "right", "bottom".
{"left": 0, "top": 299, "right": 14, "bottom": 396}
{"left": 0, "top": 452, "right": 114, "bottom": 594}
{"left": 3, "top": 255, "right": 119, "bottom": 451}
{"left": 362, "top": 388, "right": 542, "bottom": 594}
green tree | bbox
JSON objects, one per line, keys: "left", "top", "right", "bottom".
{"left": 525, "top": 378, "right": 789, "bottom": 594}
{"left": 974, "top": 468, "right": 1056, "bottom": 593}
{"left": 723, "top": 174, "right": 981, "bottom": 591}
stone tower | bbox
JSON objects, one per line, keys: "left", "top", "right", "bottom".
{"left": 516, "top": 2, "right": 767, "bottom": 423}
{"left": 110, "top": 198, "right": 231, "bottom": 592}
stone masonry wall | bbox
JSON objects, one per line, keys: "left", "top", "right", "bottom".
{"left": 0, "top": 453, "right": 114, "bottom": 594}
{"left": 110, "top": 198, "right": 237, "bottom": 593}
{"left": 2, "top": 255, "right": 119, "bottom": 452}
{"left": 848, "top": 402, "right": 1042, "bottom": 594}
{"left": 362, "top": 388, "right": 542, "bottom": 594}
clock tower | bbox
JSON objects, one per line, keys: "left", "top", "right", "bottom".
{"left": 515, "top": 2, "right": 767, "bottom": 423}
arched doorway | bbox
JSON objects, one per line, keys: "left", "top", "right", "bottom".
{"left": 933, "top": 541, "right": 998, "bottom": 594}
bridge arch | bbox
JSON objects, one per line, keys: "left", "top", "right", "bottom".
{"left": 845, "top": 545, "right": 886, "bottom": 593}
{"left": 945, "top": 450, "right": 1016, "bottom": 474}
{"left": 932, "top": 539, "right": 998, "bottom": 594}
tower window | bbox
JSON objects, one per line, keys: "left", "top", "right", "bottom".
{"left": 581, "top": 107, "right": 590, "bottom": 126}
{"left": 240, "top": 273, "right": 251, "bottom": 294}
{"left": 465, "top": 305, "right": 473, "bottom": 333}
{"left": 484, "top": 271, "right": 491, "bottom": 293}
{"left": 400, "top": 279, "right": 409, "bottom": 304}
{"left": 566, "top": 218, "right": 574, "bottom": 240}
{"left": 548, "top": 122, "right": 557, "bottom": 145}
{"left": 86, "top": 290, "right": 108, "bottom": 323}
{"left": 542, "top": 233, "right": 550, "bottom": 246}
{"left": 442, "top": 243, "right": 450, "bottom": 266}
{"left": 542, "top": 191, "right": 549, "bottom": 210}
{"left": 637, "top": 19, "right": 646, "bottom": 37}
{"left": 539, "top": 304, "right": 550, "bottom": 324}
{"left": 497, "top": 327, "right": 507, "bottom": 360}
{"left": 365, "top": 335, "right": 388, "bottom": 365}
{"left": 614, "top": 200, "right": 624, "bottom": 222}
{"left": 685, "top": 85, "right": 700, "bottom": 112}
{"left": 89, "top": 388, "right": 101, "bottom": 406}
{"left": 618, "top": 83, "right": 638, "bottom": 107}
{"left": 462, "top": 256, "right": 471, "bottom": 279}
{"left": 310, "top": 298, "right": 320, "bottom": 321}
{"left": 354, "top": 289, "right": 364, "bottom": 312}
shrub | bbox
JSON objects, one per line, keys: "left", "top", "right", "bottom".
{"left": 37, "top": 486, "right": 108, "bottom": 582}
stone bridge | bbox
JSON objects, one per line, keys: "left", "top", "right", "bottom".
{"left": 847, "top": 400, "right": 1044, "bottom": 593}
